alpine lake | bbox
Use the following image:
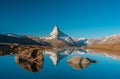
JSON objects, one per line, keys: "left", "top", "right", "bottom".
{"left": 0, "top": 48, "right": 120, "bottom": 79}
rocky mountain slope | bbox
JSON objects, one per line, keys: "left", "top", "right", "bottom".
{"left": 88, "top": 34, "right": 120, "bottom": 45}
{"left": 2, "top": 25, "right": 120, "bottom": 47}
{"left": 0, "top": 25, "right": 87, "bottom": 47}
{"left": 0, "top": 34, "right": 48, "bottom": 45}
{"left": 40, "top": 25, "right": 87, "bottom": 47}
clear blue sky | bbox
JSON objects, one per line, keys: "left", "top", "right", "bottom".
{"left": 0, "top": 0, "right": 120, "bottom": 38}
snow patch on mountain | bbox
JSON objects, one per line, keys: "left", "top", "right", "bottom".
{"left": 40, "top": 25, "right": 87, "bottom": 46}
{"left": 50, "top": 25, "right": 68, "bottom": 39}
{"left": 5, "top": 33, "right": 27, "bottom": 38}
{"left": 88, "top": 33, "right": 120, "bottom": 45}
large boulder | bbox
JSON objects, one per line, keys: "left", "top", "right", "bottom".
{"left": 15, "top": 49, "right": 44, "bottom": 72}
{"left": 67, "top": 56, "right": 96, "bottom": 70}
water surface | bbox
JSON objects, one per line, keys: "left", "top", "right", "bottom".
{"left": 0, "top": 48, "right": 120, "bottom": 79}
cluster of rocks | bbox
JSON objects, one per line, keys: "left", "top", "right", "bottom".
{"left": 0, "top": 44, "right": 51, "bottom": 56}
{"left": 0, "top": 44, "right": 97, "bottom": 72}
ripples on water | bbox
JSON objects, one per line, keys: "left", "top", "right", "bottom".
{"left": 0, "top": 48, "right": 120, "bottom": 79}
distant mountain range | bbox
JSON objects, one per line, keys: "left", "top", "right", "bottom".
{"left": 0, "top": 25, "right": 120, "bottom": 47}
{"left": 0, "top": 25, "right": 87, "bottom": 47}
{"left": 0, "top": 34, "right": 49, "bottom": 46}
{"left": 39, "top": 25, "right": 87, "bottom": 47}
{"left": 88, "top": 34, "right": 120, "bottom": 45}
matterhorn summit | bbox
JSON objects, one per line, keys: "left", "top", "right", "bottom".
{"left": 40, "top": 25, "right": 72, "bottom": 40}
{"left": 50, "top": 25, "right": 68, "bottom": 39}
{"left": 39, "top": 25, "right": 87, "bottom": 47}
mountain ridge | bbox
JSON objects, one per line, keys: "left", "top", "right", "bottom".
{"left": 88, "top": 33, "right": 120, "bottom": 45}
{"left": 39, "top": 25, "right": 87, "bottom": 47}
{"left": 1, "top": 25, "right": 120, "bottom": 47}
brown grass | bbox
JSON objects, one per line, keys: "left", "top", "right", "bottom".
{"left": 0, "top": 44, "right": 52, "bottom": 55}
{"left": 83, "top": 43, "right": 120, "bottom": 56}
{"left": 83, "top": 43, "right": 120, "bottom": 51}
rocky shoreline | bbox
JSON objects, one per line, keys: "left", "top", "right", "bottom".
{"left": 0, "top": 44, "right": 51, "bottom": 56}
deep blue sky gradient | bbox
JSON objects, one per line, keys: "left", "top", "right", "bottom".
{"left": 0, "top": 0, "right": 120, "bottom": 38}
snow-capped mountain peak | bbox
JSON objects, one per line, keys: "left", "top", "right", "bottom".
{"left": 88, "top": 33, "right": 120, "bottom": 45}
{"left": 50, "top": 25, "right": 68, "bottom": 39}
{"left": 39, "top": 25, "right": 87, "bottom": 46}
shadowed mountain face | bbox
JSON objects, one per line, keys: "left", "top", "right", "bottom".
{"left": 2, "top": 26, "right": 120, "bottom": 47}
{"left": 50, "top": 25, "right": 68, "bottom": 39}
{"left": 0, "top": 34, "right": 45, "bottom": 45}
{"left": 67, "top": 56, "right": 97, "bottom": 70}
{"left": 39, "top": 25, "right": 88, "bottom": 47}
{"left": 15, "top": 49, "right": 44, "bottom": 72}
{"left": 0, "top": 25, "right": 88, "bottom": 47}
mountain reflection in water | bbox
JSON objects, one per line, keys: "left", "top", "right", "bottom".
{"left": 0, "top": 47, "right": 98, "bottom": 72}
{"left": 1, "top": 47, "right": 120, "bottom": 79}
{"left": 1, "top": 47, "right": 120, "bottom": 72}
{"left": 43, "top": 49, "right": 87, "bottom": 66}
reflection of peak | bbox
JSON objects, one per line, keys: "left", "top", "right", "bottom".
{"left": 50, "top": 25, "right": 68, "bottom": 39}
{"left": 44, "top": 50, "right": 58, "bottom": 66}
{"left": 43, "top": 50, "right": 58, "bottom": 66}
{"left": 43, "top": 49, "right": 72, "bottom": 66}
{"left": 87, "top": 49, "right": 120, "bottom": 60}
{"left": 43, "top": 48, "right": 87, "bottom": 66}
{"left": 71, "top": 49, "right": 87, "bottom": 54}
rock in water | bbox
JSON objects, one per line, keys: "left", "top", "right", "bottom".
{"left": 15, "top": 49, "right": 44, "bottom": 72}
{"left": 67, "top": 56, "right": 96, "bottom": 70}
{"left": 67, "top": 56, "right": 83, "bottom": 64}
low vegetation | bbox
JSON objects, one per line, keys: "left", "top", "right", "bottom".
{"left": 84, "top": 43, "right": 120, "bottom": 51}
{"left": 83, "top": 43, "right": 120, "bottom": 56}
{"left": 0, "top": 44, "right": 52, "bottom": 56}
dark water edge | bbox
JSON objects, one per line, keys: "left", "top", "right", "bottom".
{"left": 0, "top": 49, "right": 120, "bottom": 79}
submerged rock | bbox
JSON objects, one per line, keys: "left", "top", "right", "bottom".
{"left": 67, "top": 56, "right": 97, "bottom": 70}
{"left": 15, "top": 49, "right": 44, "bottom": 72}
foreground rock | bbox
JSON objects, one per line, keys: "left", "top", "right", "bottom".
{"left": 0, "top": 44, "right": 19, "bottom": 56}
{"left": 67, "top": 56, "right": 97, "bottom": 70}
{"left": 0, "top": 44, "right": 51, "bottom": 56}
{"left": 15, "top": 49, "right": 44, "bottom": 72}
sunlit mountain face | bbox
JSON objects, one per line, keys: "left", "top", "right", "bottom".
{"left": 39, "top": 25, "right": 88, "bottom": 47}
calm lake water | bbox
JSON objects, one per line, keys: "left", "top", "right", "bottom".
{"left": 0, "top": 48, "right": 120, "bottom": 79}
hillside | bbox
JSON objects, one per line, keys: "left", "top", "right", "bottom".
{"left": 84, "top": 42, "right": 120, "bottom": 52}
{"left": 0, "top": 34, "right": 46, "bottom": 45}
